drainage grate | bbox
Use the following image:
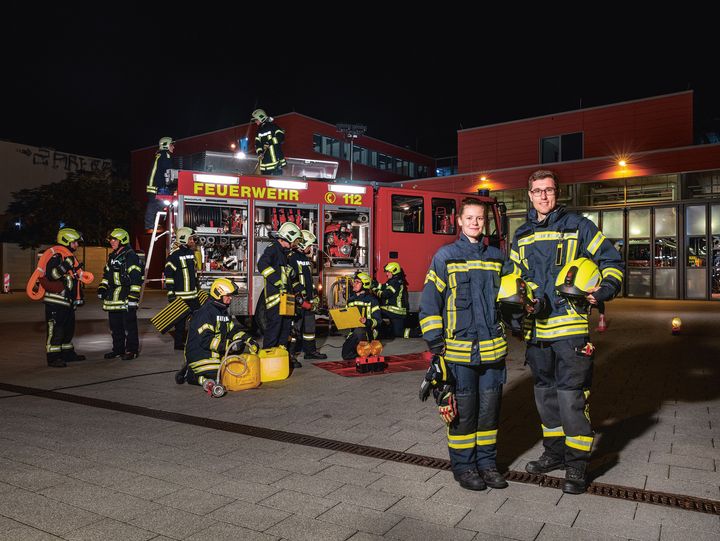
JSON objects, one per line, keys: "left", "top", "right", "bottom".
{"left": 2, "top": 381, "right": 718, "bottom": 516}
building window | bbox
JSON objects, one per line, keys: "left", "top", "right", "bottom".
{"left": 540, "top": 132, "right": 583, "bottom": 164}
{"left": 494, "top": 189, "right": 528, "bottom": 212}
{"left": 431, "top": 198, "right": 456, "bottom": 235}
{"left": 392, "top": 195, "right": 424, "bottom": 233}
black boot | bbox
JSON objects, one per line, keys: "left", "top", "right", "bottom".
{"left": 121, "top": 352, "right": 138, "bottom": 360}
{"left": 104, "top": 351, "right": 122, "bottom": 359}
{"left": 479, "top": 468, "right": 508, "bottom": 489}
{"left": 562, "top": 466, "right": 587, "bottom": 494}
{"left": 47, "top": 358, "right": 66, "bottom": 368}
{"left": 304, "top": 351, "right": 327, "bottom": 360}
{"left": 453, "top": 469, "right": 486, "bottom": 491}
{"left": 525, "top": 453, "right": 565, "bottom": 474}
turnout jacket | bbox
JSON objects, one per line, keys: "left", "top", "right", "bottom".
{"left": 288, "top": 250, "right": 315, "bottom": 300}
{"left": 185, "top": 300, "right": 255, "bottom": 368}
{"left": 43, "top": 251, "right": 82, "bottom": 308}
{"left": 98, "top": 245, "right": 143, "bottom": 311}
{"left": 511, "top": 206, "right": 624, "bottom": 342}
{"left": 257, "top": 241, "right": 297, "bottom": 309}
{"left": 346, "top": 290, "right": 382, "bottom": 335}
{"left": 164, "top": 244, "right": 199, "bottom": 300}
{"left": 419, "top": 234, "right": 516, "bottom": 365}
{"left": 377, "top": 274, "right": 408, "bottom": 316}
{"left": 146, "top": 149, "right": 173, "bottom": 194}
{"left": 255, "top": 119, "right": 287, "bottom": 172}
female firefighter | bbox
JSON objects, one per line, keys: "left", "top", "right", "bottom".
{"left": 419, "top": 197, "right": 518, "bottom": 492}
{"left": 178, "top": 278, "right": 259, "bottom": 392}
{"left": 341, "top": 272, "right": 383, "bottom": 360}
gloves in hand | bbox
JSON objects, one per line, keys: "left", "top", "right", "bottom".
{"left": 419, "top": 355, "right": 448, "bottom": 401}
{"left": 437, "top": 390, "right": 458, "bottom": 424}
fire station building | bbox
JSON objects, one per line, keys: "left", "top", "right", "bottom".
{"left": 408, "top": 91, "right": 720, "bottom": 301}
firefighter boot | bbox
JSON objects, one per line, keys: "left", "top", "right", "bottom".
{"left": 479, "top": 468, "right": 508, "bottom": 489}
{"left": 563, "top": 465, "right": 587, "bottom": 494}
{"left": 453, "top": 469, "right": 486, "bottom": 491}
{"left": 525, "top": 453, "right": 565, "bottom": 474}
{"left": 104, "top": 351, "right": 122, "bottom": 359}
{"left": 291, "top": 358, "right": 303, "bottom": 369}
{"left": 304, "top": 351, "right": 327, "bottom": 360}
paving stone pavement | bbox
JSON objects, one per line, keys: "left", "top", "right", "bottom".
{"left": 0, "top": 292, "right": 719, "bottom": 540}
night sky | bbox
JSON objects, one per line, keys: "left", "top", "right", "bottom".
{"left": 4, "top": 10, "right": 719, "bottom": 165}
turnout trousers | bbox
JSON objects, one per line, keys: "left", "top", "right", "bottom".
{"left": 45, "top": 304, "right": 76, "bottom": 364}
{"left": 525, "top": 337, "right": 594, "bottom": 470}
{"left": 109, "top": 308, "right": 139, "bottom": 354}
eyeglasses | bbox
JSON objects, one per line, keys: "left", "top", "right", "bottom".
{"left": 529, "top": 187, "right": 557, "bottom": 197}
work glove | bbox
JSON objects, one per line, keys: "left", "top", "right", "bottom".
{"left": 588, "top": 282, "right": 615, "bottom": 304}
{"left": 295, "top": 295, "right": 313, "bottom": 311}
{"left": 247, "top": 339, "right": 260, "bottom": 354}
{"left": 437, "top": 389, "right": 458, "bottom": 424}
{"left": 419, "top": 355, "right": 448, "bottom": 401}
{"left": 310, "top": 297, "right": 320, "bottom": 312}
{"left": 425, "top": 336, "right": 446, "bottom": 356}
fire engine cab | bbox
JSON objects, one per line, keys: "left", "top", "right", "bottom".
{"left": 150, "top": 157, "right": 507, "bottom": 319}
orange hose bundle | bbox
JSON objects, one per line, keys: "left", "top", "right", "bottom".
{"left": 26, "top": 246, "right": 94, "bottom": 301}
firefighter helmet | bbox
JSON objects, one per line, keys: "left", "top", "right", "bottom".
{"left": 57, "top": 228, "right": 82, "bottom": 247}
{"left": 298, "top": 229, "right": 317, "bottom": 250}
{"left": 497, "top": 274, "right": 534, "bottom": 305}
{"left": 384, "top": 262, "right": 402, "bottom": 276}
{"left": 108, "top": 228, "right": 130, "bottom": 245}
{"left": 176, "top": 227, "right": 194, "bottom": 244}
{"left": 277, "top": 222, "right": 302, "bottom": 244}
{"left": 354, "top": 271, "right": 373, "bottom": 290}
{"left": 158, "top": 136, "right": 174, "bottom": 150}
{"left": 251, "top": 109, "right": 268, "bottom": 123}
{"left": 210, "top": 278, "right": 239, "bottom": 300}
{"left": 555, "top": 258, "right": 602, "bottom": 299}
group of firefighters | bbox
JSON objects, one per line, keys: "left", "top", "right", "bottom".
{"left": 39, "top": 105, "right": 625, "bottom": 496}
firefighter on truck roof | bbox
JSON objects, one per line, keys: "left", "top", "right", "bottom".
{"left": 252, "top": 109, "right": 287, "bottom": 176}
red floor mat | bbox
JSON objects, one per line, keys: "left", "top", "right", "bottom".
{"left": 314, "top": 352, "right": 429, "bottom": 377}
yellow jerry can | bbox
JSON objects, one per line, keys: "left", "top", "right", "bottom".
{"left": 219, "top": 353, "right": 261, "bottom": 391}
{"left": 259, "top": 347, "right": 290, "bottom": 382}
{"left": 279, "top": 293, "right": 296, "bottom": 316}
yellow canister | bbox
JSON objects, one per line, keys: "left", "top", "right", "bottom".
{"left": 219, "top": 353, "right": 261, "bottom": 391}
{"left": 278, "top": 293, "right": 296, "bottom": 316}
{"left": 259, "top": 347, "right": 290, "bottom": 382}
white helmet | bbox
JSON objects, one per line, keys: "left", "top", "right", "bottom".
{"left": 251, "top": 109, "right": 268, "bottom": 123}
{"left": 297, "top": 230, "right": 317, "bottom": 250}
{"left": 159, "top": 136, "right": 174, "bottom": 150}
{"left": 277, "top": 222, "right": 302, "bottom": 245}
{"left": 176, "top": 227, "right": 194, "bottom": 244}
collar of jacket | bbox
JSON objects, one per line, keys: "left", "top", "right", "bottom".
{"left": 457, "top": 232, "right": 487, "bottom": 253}
{"left": 528, "top": 205, "right": 567, "bottom": 227}
{"left": 112, "top": 245, "right": 127, "bottom": 257}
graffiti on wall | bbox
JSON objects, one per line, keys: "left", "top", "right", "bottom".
{"left": 16, "top": 147, "right": 112, "bottom": 172}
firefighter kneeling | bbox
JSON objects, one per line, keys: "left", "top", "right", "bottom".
{"left": 177, "top": 278, "right": 258, "bottom": 394}
{"left": 341, "top": 272, "right": 382, "bottom": 360}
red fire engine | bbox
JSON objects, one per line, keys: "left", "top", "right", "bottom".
{"left": 150, "top": 166, "right": 507, "bottom": 318}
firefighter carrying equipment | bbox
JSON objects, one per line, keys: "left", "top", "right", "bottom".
{"left": 27, "top": 246, "right": 94, "bottom": 301}
{"left": 151, "top": 290, "right": 209, "bottom": 334}
{"left": 277, "top": 222, "right": 302, "bottom": 245}
{"left": 419, "top": 233, "right": 517, "bottom": 365}
{"left": 555, "top": 258, "right": 601, "bottom": 299}
{"left": 176, "top": 226, "right": 194, "bottom": 244}
{"left": 419, "top": 354, "right": 452, "bottom": 401}
{"left": 108, "top": 228, "right": 130, "bottom": 245}
{"left": 97, "top": 243, "right": 143, "bottom": 311}
{"left": 164, "top": 242, "right": 199, "bottom": 302}
{"left": 510, "top": 206, "right": 624, "bottom": 342}
{"left": 159, "top": 136, "right": 174, "bottom": 150}
{"left": 57, "top": 227, "right": 82, "bottom": 247}
{"left": 254, "top": 115, "right": 287, "bottom": 173}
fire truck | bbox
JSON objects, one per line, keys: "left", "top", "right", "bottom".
{"left": 151, "top": 160, "right": 507, "bottom": 319}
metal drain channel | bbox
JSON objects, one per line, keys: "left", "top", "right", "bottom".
{"left": 2, "top": 381, "right": 719, "bottom": 516}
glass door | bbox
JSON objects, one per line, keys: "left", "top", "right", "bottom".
{"left": 653, "top": 207, "right": 678, "bottom": 298}
{"left": 627, "top": 209, "right": 651, "bottom": 297}
{"left": 713, "top": 205, "right": 720, "bottom": 300}
{"left": 600, "top": 209, "right": 625, "bottom": 296}
{"left": 685, "top": 205, "right": 708, "bottom": 299}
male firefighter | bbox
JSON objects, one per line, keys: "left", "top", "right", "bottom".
{"left": 98, "top": 228, "right": 143, "bottom": 360}
{"left": 512, "top": 169, "right": 624, "bottom": 494}
{"left": 341, "top": 272, "right": 382, "bottom": 360}
{"left": 252, "top": 109, "right": 287, "bottom": 175}
{"left": 419, "top": 197, "right": 517, "bottom": 491}
{"left": 43, "top": 228, "right": 87, "bottom": 367}
{"left": 144, "top": 136, "right": 175, "bottom": 231}
{"left": 289, "top": 229, "right": 327, "bottom": 360}
{"left": 179, "top": 278, "right": 259, "bottom": 391}
{"left": 376, "top": 262, "right": 410, "bottom": 338}
{"left": 164, "top": 227, "right": 200, "bottom": 350}
{"left": 257, "top": 221, "right": 302, "bottom": 365}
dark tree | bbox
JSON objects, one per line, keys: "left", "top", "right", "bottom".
{"left": 2, "top": 168, "right": 139, "bottom": 248}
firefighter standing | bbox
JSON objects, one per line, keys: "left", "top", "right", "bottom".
{"left": 164, "top": 227, "right": 200, "bottom": 350}
{"left": 43, "top": 228, "right": 87, "bottom": 367}
{"left": 252, "top": 109, "right": 287, "bottom": 175}
{"left": 179, "top": 278, "right": 258, "bottom": 391}
{"left": 257, "top": 222, "right": 302, "bottom": 364}
{"left": 419, "top": 198, "right": 517, "bottom": 491}
{"left": 289, "top": 230, "right": 327, "bottom": 360}
{"left": 144, "top": 136, "right": 175, "bottom": 231}
{"left": 376, "top": 262, "right": 410, "bottom": 338}
{"left": 98, "top": 228, "right": 143, "bottom": 360}
{"left": 512, "top": 170, "right": 623, "bottom": 494}
{"left": 341, "top": 272, "right": 382, "bottom": 360}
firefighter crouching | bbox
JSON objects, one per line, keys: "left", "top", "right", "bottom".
{"left": 342, "top": 272, "right": 382, "bottom": 360}
{"left": 257, "top": 222, "right": 302, "bottom": 365}
{"left": 179, "top": 278, "right": 259, "bottom": 391}
{"left": 376, "top": 262, "right": 411, "bottom": 338}
{"left": 512, "top": 169, "right": 624, "bottom": 494}
{"left": 98, "top": 228, "right": 143, "bottom": 360}
{"left": 44, "top": 228, "right": 87, "bottom": 367}
{"left": 164, "top": 227, "right": 200, "bottom": 350}
{"left": 289, "top": 229, "right": 327, "bottom": 360}
{"left": 419, "top": 197, "right": 518, "bottom": 491}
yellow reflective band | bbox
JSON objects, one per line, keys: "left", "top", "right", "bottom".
{"left": 197, "top": 324, "right": 213, "bottom": 334}
{"left": 425, "top": 270, "right": 446, "bottom": 292}
{"left": 602, "top": 267, "right": 624, "bottom": 283}
{"left": 565, "top": 435, "right": 594, "bottom": 452}
{"left": 542, "top": 424, "right": 565, "bottom": 437}
{"left": 527, "top": 281, "right": 539, "bottom": 291}
{"left": 420, "top": 315, "right": 443, "bottom": 333}
{"left": 130, "top": 285, "right": 141, "bottom": 292}
{"left": 476, "top": 430, "right": 498, "bottom": 446}
{"left": 210, "top": 336, "right": 221, "bottom": 352}
{"left": 446, "top": 272, "right": 458, "bottom": 337}
{"left": 128, "top": 265, "right": 142, "bottom": 273}
{"left": 478, "top": 337, "right": 508, "bottom": 362}
{"left": 447, "top": 262, "right": 468, "bottom": 273}
{"left": 448, "top": 431, "right": 475, "bottom": 449}
{"left": 302, "top": 334, "right": 315, "bottom": 341}
{"left": 261, "top": 267, "right": 275, "bottom": 277}
{"left": 587, "top": 231, "right": 606, "bottom": 256}
{"left": 510, "top": 249, "right": 520, "bottom": 264}
{"left": 535, "top": 324, "right": 589, "bottom": 340}
{"left": 566, "top": 239, "right": 578, "bottom": 264}
{"left": 466, "top": 260, "right": 502, "bottom": 272}
{"left": 165, "top": 261, "right": 177, "bottom": 271}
